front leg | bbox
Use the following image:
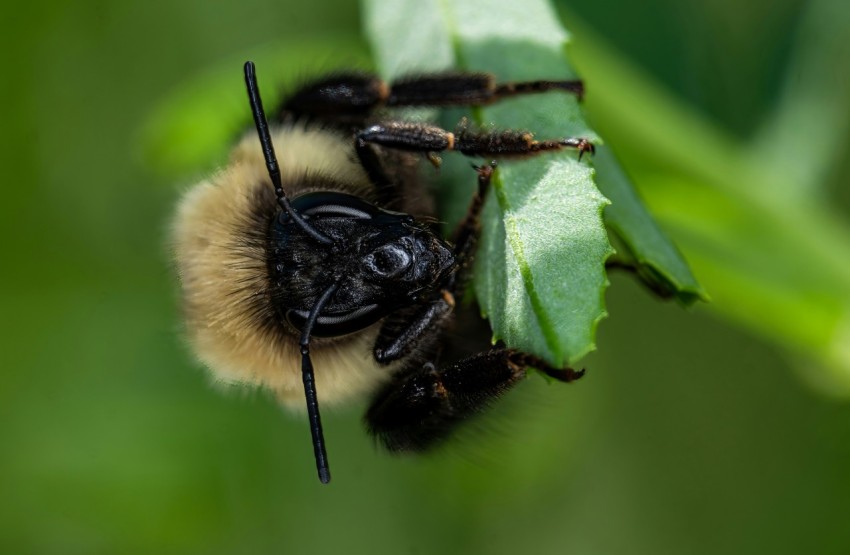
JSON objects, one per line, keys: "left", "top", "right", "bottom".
{"left": 365, "top": 348, "right": 584, "bottom": 452}
{"left": 374, "top": 164, "right": 495, "bottom": 364}
{"left": 374, "top": 292, "right": 454, "bottom": 364}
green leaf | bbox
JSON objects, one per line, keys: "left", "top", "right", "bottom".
{"left": 364, "top": 0, "right": 612, "bottom": 365}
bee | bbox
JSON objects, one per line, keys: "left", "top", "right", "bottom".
{"left": 172, "top": 61, "right": 593, "bottom": 484}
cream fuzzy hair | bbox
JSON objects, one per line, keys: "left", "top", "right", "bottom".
{"left": 172, "top": 123, "right": 404, "bottom": 409}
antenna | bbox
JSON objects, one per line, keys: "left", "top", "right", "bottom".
{"left": 299, "top": 283, "right": 339, "bottom": 484}
{"left": 243, "top": 61, "right": 333, "bottom": 245}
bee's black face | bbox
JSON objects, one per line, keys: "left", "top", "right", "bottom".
{"left": 360, "top": 222, "right": 454, "bottom": 290}
{"left": 326, "top": 212, "right": 455, "bottom": 326}
{"left": 269, "top": 192, "right": 455, "bottom": 337}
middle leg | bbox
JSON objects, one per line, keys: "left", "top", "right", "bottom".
{"left": 357, "top": 120, "right": 595, "bottom": 161}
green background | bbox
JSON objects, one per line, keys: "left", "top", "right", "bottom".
{"left": 2, "top": 0, "right": 849, "bottom": 553}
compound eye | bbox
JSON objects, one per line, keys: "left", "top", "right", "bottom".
{"left": 364, "top": 244, "right": 412, "bottom": 279}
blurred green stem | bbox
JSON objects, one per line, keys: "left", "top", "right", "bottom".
{"left": 566, "top": 5, "right": 850, "bottom": 394}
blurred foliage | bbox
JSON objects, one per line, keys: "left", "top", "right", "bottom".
{"left": 564, "top": 0, "right": 850, "bottom": 393}
{"left": 1, "top": 0, "right": 850, "bottom": 554}
{"left": 141, "top": 37, "right": 373, "bottom": 177}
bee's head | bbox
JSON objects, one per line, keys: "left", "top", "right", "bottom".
{"left": 270, "top": 192, "right": 455, "bottom": 336}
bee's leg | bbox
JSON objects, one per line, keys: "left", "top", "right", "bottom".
{"left": 382, "top": 73, "right": 584, "bottom": 105}
{"left": 374, "top": 293, "right": 453, "bottom": 364}
{"left": 353, "top": 140, "right": 404, "bottom": 209}
{"left": 445, "top": 161, "right": 494, "bottom": 291}
{"left": 365, "top": 348, "right": 584, "bottom": 452}
{"left": 373, "top": 164, "right": 494, "bottom": 364}
{"left": 606, "top": 259, "right": 678, "bottom": 300}
{"left": 280, "top": 72, "right": 584, "bottom": 121}
{"left": 356, "top": 120, "right": 596, "bottom": 161}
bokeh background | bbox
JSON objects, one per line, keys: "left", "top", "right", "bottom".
{"left": 2, "top": 0, "right": 850, "bottom": 553}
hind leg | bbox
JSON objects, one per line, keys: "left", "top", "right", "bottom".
{"left": 365, "top": 348, "right": 584, "bottom": 452}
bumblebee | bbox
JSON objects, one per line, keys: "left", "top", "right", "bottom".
{"left": 173, "top": 61, "right": 593, "bottom": 483}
